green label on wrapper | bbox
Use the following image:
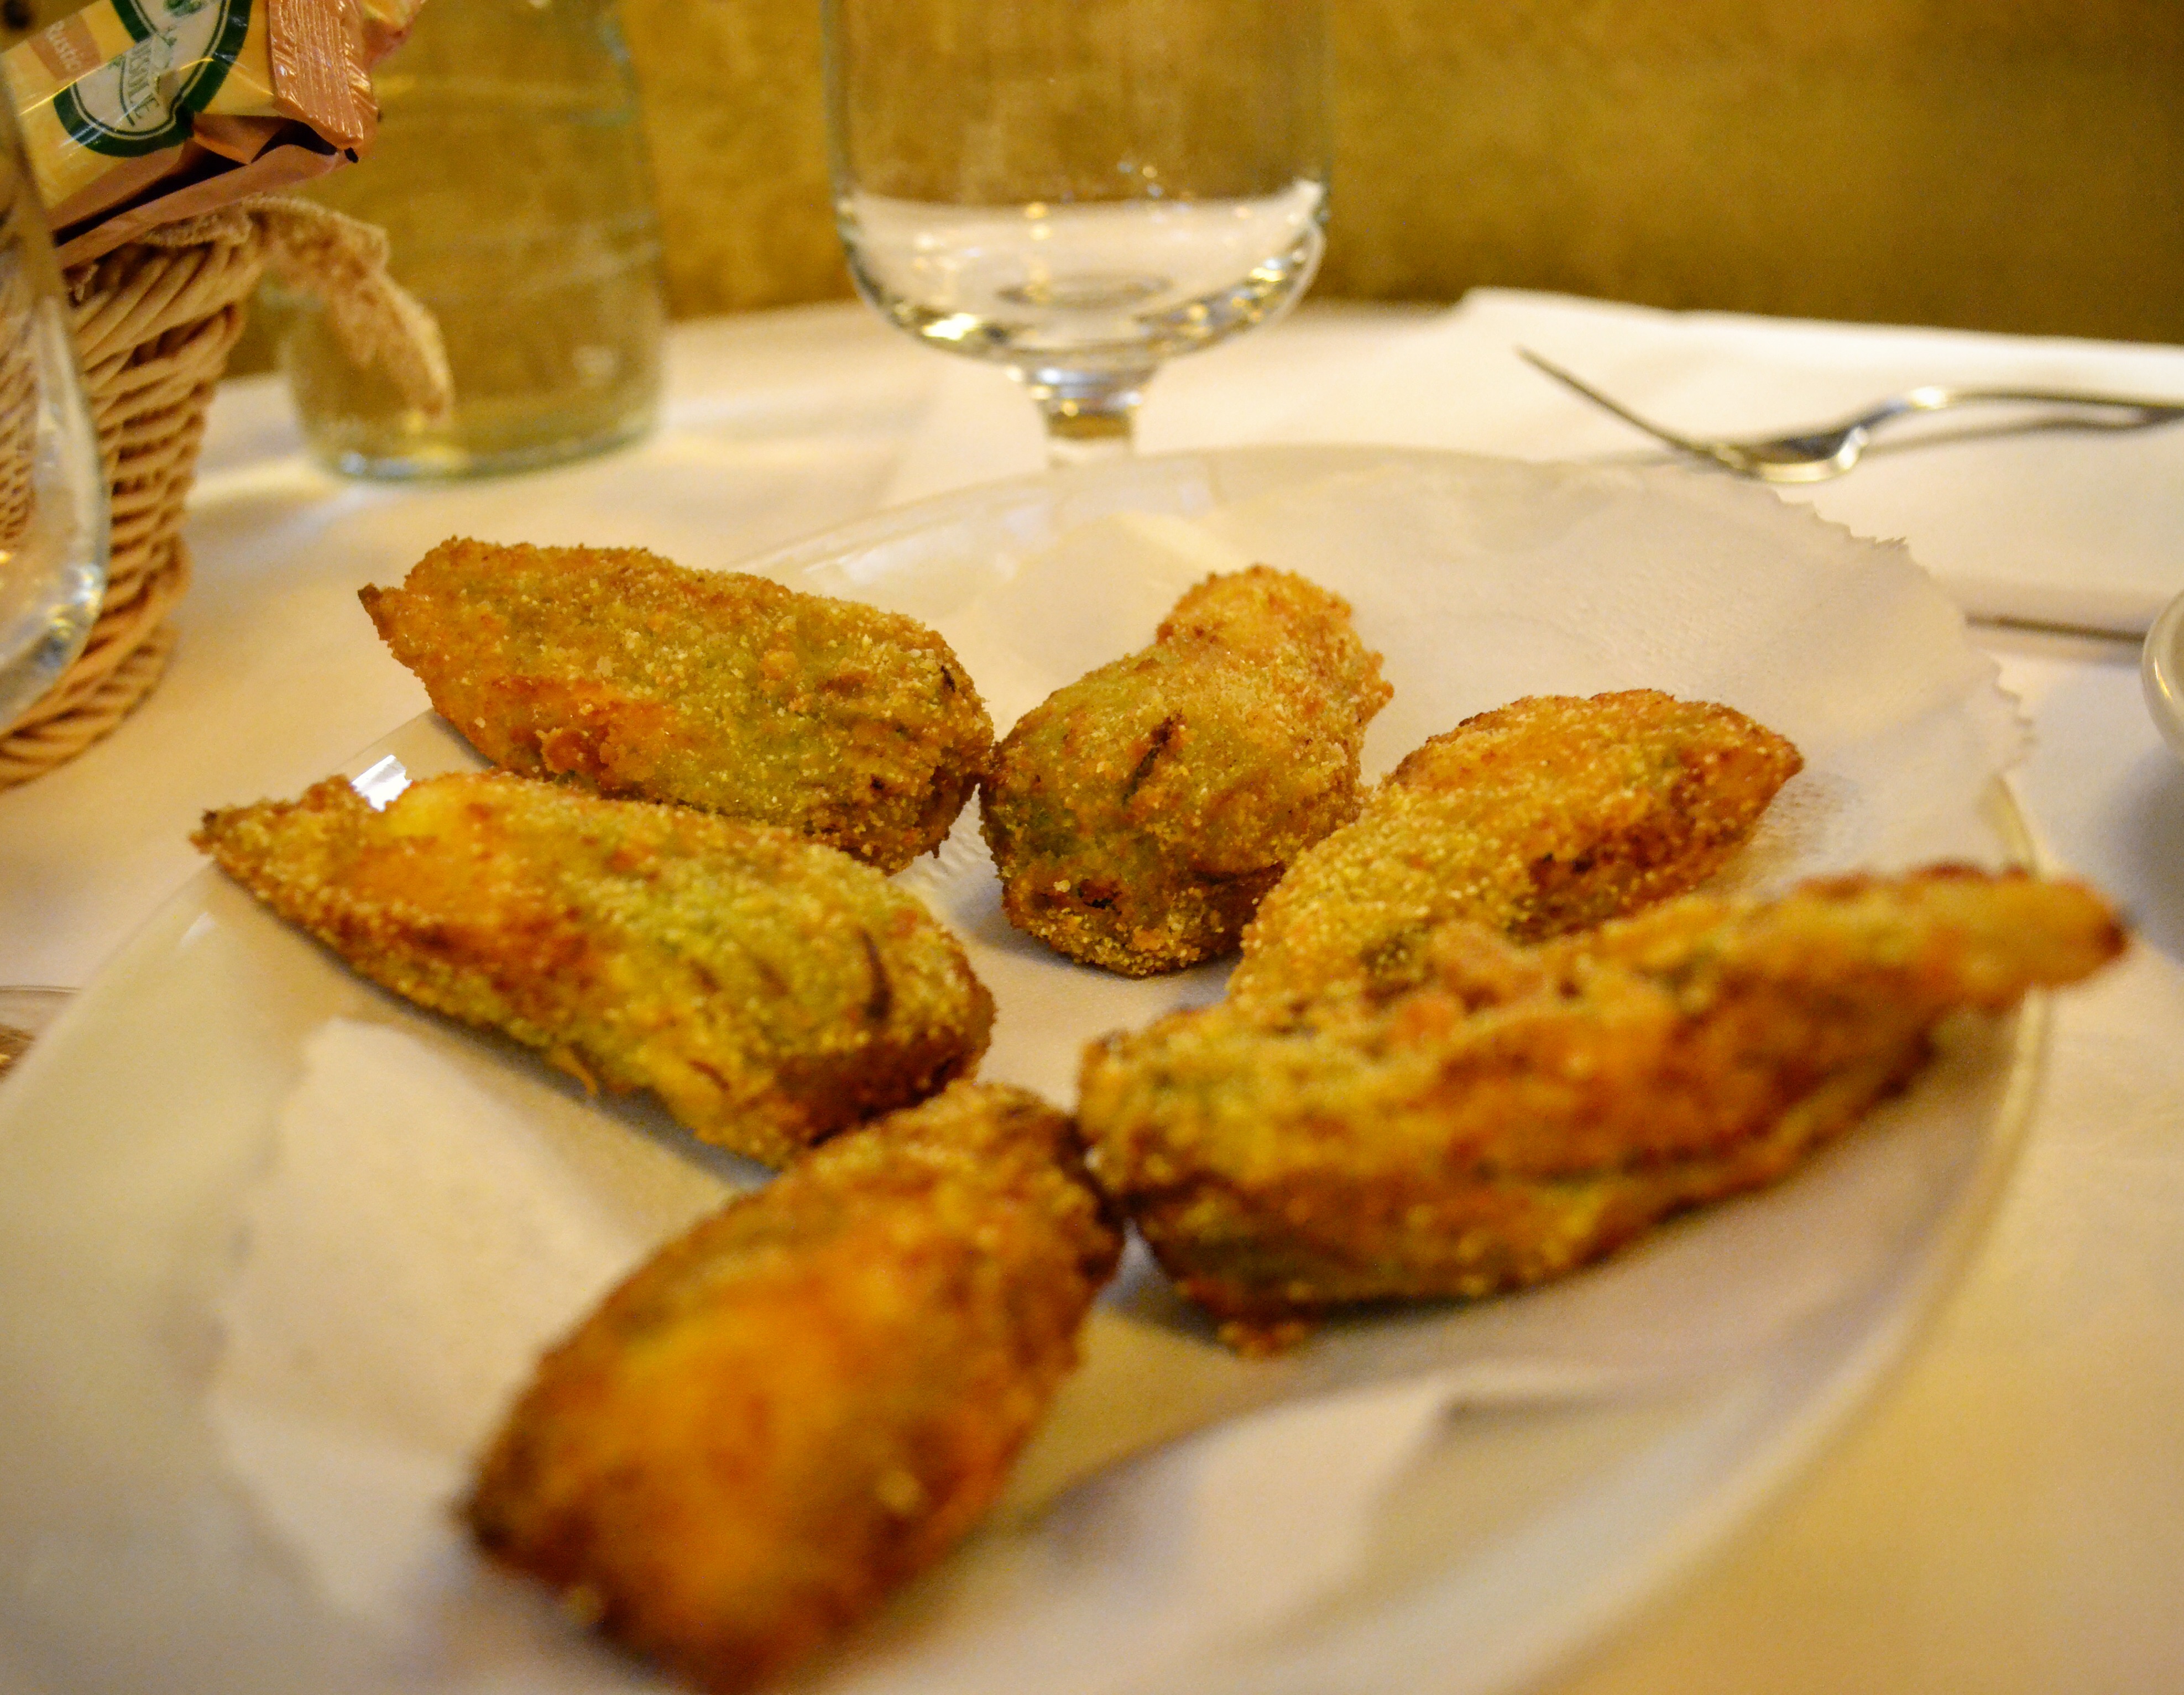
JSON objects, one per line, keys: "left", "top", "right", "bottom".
{"left": 51, "top": 0, "right": 253, "bottom": 158}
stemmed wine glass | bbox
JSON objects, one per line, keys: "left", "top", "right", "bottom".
{"left": 823, "top": 0, "right": 1329, "bottom": 464}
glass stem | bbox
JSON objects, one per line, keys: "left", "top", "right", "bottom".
{"left": 1019, "top": 368, "right": 1152, "bottom": 467}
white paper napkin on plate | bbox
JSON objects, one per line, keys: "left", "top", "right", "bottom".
{"left": 204, "top": 1017, "right": 1546, "bottom": 1694}
{"left": 210, "top": 998, "right": 2018, "bottom": 1695}
{"left": 203, "top": 457, "right": 2035, "bottom": 1693}
{"left": 884, "top": 290, "right": 2184, "bottom": 637}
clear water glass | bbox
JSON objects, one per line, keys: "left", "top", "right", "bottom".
{"left": 265, "top": 0, "right": 667, "bottom": 480}
{"left": 824, "top": 0, "right": 1329, "bottom": 463}
{"left": 0, "top": 86, "right": 106, "bottom": 733}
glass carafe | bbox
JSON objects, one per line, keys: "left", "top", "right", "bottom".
{"left": 265, "top": 0, "right": 667, "bottom": 480}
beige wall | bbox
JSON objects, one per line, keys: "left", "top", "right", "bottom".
{"left": 9, "top": 0, "right": 2181, "bottom": 346}
{"left": 1321, "top": 2, "right": 2183, "bottom": 341}
{"left": 615, "top": 0, "right": 2182, "bottom": 343}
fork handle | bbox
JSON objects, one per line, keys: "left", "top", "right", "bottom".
{"left": 1903, "top": 385, "right": 2184, "bottom": 418}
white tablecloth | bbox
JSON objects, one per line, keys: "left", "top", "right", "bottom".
{"left": 2, "top": 297, "right": 2180, "bottom": 1694}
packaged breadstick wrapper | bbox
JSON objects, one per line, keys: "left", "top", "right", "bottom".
{"left": 4, "top": 0, "right": 426, "bottom": 264}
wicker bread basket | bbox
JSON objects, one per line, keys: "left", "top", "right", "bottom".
{"left": 0, "top": 199, "right": 446, "bottom": 789}
{"left": 0, "top": 208, "right": 263, "bottom": 787}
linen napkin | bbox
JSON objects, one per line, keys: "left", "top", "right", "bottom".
{"left": 882, "top": 290, "right": 2184, "bottom": 636}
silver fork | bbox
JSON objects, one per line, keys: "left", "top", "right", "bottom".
{"left": 1518, "top": 348, "right": 2184, "bottom": 483}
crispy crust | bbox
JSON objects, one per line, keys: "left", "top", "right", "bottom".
{"left": 360, "top": 538, "right": 995, "bottom": 873}
{"left": 195, "top": 772, "right": 993, "bottom": 1166}
{"left": 1081, "top": 868, "right": 2125, "bottom": 1350}
{"left": 1229, "top": 689, "right": 1805, "bottom": 1008}
{"left": 979, "top": 566, "right": 1392, "bottom": 976}
{"left": 467, "top": 1082, "right": 1122, "bottom": 1693}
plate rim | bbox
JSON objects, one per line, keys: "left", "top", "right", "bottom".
{"left": 735, "top": 441, "right": 1819, "bottom": 584}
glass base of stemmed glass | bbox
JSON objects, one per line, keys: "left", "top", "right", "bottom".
{"left": 839, "top": 189, "right": 1325, "bottom": 468}
{"left": 1015, "top": 366, "right": 1153, "bottom": 465}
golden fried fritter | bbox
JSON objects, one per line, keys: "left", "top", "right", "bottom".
{"left": 467, "top": 1082, "right": 1122, "bottom": 1694}
{"left": 195, "top": 772, "right": 992, "bottom": 1166}
{"left": 360, "top": 539, "right": 994, "bottom": 873}
{"left": 1227, "top": 689, "right": 1804, "bottom": 1009}
{"left": 1081, "top": 868, "right": 2124, "bottom": 1350}
{"left": 980, "top": 566, "right": 1392, "bottom": 976}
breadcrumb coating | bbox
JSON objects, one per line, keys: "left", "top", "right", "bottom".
{"left": 980, "top": 566, "right": 1392, "bottom": 976}
{"left": 195, "top": 772, "right": 992, "bottom": 1167}
{"left": 467, "top": 1082, "right": 1122, "bottom": 1694}
{"left": 1229, "top": 690, "right": 1804, "bottom": 1008}
{"left": 1081, "top": 867, "right": 2124, "bottom": 1351}
{"left": 360, "top": 538, "right": 994, "bottom": 873}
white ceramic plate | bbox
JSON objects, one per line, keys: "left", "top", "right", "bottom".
{"left": 0, "top": 447, "right": 2043, "bottom": 1695}
{"left": 2143, "top": 587, "right": 2184, "bottom": 763}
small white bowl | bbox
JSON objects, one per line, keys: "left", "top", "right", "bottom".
{"left": 2145, "top": 588, "right": 2184, "bottom": 763}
